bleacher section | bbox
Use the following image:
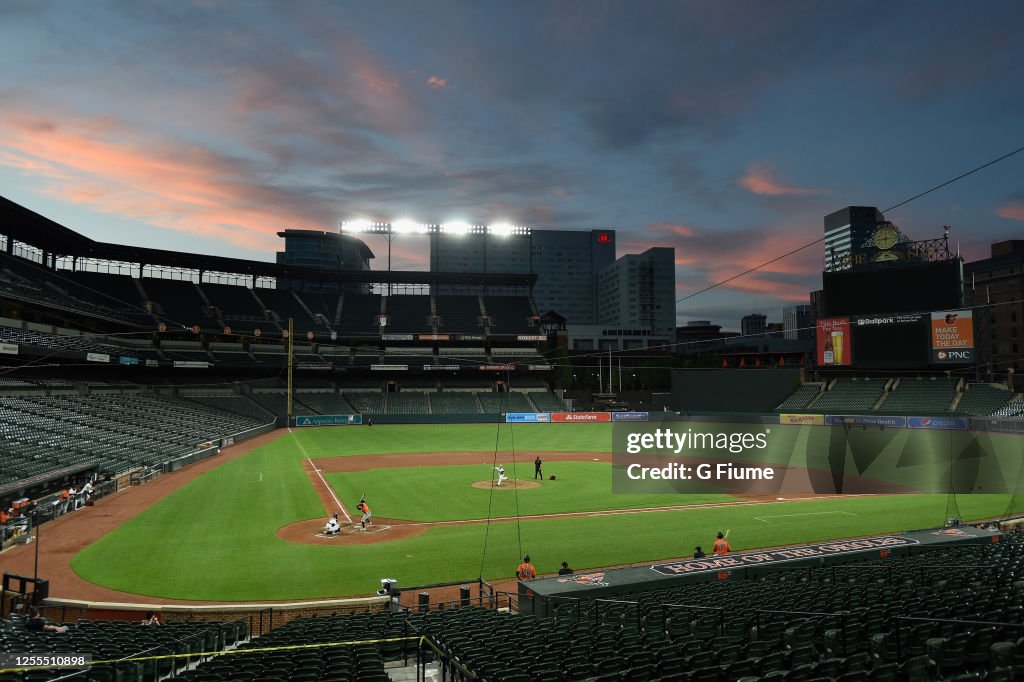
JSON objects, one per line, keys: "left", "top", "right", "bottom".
{"left": 436, "top": 295, "right": 483, "bottom": 333}
{"left": 528, "top": 391, "right": 565, "bottom": 411}
{"left": 345, "top": 392, "right": 385, "bottom": 414}
{"left": 429, "top": 392, "right": 481, "bottom": 414}
{"left": 476, "top": 391, "right": 533, "bottom": 412}
{"left": 0, "top": 326, "right": 136, "bottom": 357}
{"left": 386, "top": 392, "right": 429, "bottom": 414}
{"left": 0, "top": 253, "right": 139, "bottom": 323}
{"left": 293, "top": 393, "right": 356, "bottom": 415}
{"left": 63, "top": 271, "right": 155, "bottom": 325}
{"left": 138, "top": 277, "right": 215, "bottom": 328}
{"left": 0, "top": 618, "right": 248, "bottom": 681}
{"left": 878, "top": 378, "right": 958, "bottom": 413}
{"left": 180, "top": 614, "right": 389, "bottom": 682}
{"left": 251, "top": 288, "right": 312, "bottom": 326}
{"left": 383, "top": 295, "right": 432, "bottom": 333}
{"left": 185, "top": 396, "right": 273, "bottom": 421}
{"left": 0, "top": 394, "right": 267, "bottom": 483}
{"left": 338, "top": 293, "right": 382, "bottom": 335}
{"left": 994, "top": 399, "right": 1024, "bottom": 418}
{"left": 958, "top": 383, "right": 1016, "bottom": 416}
{"left": 809, "top": 378, "right": 887, "bottom": 413}
{"left": 483, "top": 296, "right": 536, "bottom": 334}
{"left": 201, "top": 282, "right": 265, "bottom": 320}
{"left": 297, "top": 290, "right": 340, "bottom": 323}
{"left": 775, "top": 383, "right": 823, "bottom": 411}
{"left": 250, "top": 393, "right": 317, "bottom": 417}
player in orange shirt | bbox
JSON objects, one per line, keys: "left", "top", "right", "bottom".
{"left": 357, "top": 498, "right": 372, "bottom": 531}
{"left": 516, "top": 555, "right": 537, "bottom": 580}
{"left": 712, "top": 531, "right": 731, "bottom": 555}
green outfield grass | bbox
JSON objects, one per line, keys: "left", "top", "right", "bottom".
{"left": 326, "top": 462, "right": 732, "bottom": 522}
{"left": 69, "top": 423, "right": 1022, "bottom": 601}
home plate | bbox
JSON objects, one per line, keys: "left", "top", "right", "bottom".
{"left": 593, "top": 458, "right": 599, "bottom": 461}
{"left": 777, "top": 497, "right": 786, "bottom": 501}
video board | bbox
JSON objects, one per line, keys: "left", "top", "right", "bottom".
{"left": 850, "top": 313, "right": 930, "bottom": 368}
{"left": 822, "top": 260, "right": 962, "bottom": 317}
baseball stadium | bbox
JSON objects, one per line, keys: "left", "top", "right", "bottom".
{"left": 0, "top": 193, "right": 1023, "bottom": 682}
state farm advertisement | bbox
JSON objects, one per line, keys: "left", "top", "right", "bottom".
{"left": 931, "top": 310, "right": 975, "bottom": 364}
{"left": 550, "top": 412, "right": 612, "bottom": 423}
{"left": 816, "top": 317, "right": 851, "bottom": 366}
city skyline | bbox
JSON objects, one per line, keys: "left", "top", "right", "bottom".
{"left": 2, "top": 1, "right": 1022, "bottom": 330}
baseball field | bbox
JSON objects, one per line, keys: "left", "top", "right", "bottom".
{"left": 68, "top": 422, "right": 1021, "bottom": 602}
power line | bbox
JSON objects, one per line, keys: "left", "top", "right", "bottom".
{"left": 675, "top": 143, "right": 1024, "bottom": 305}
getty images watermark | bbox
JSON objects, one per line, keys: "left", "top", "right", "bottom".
{"left": 613, "top": 417, "right": 779, "bottom": 494}
{"left": 612, "top": 414, "right": 1024, "bottom": 495}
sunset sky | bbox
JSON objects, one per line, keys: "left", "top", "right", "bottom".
{"left": 2, "top": 1, "right": 1022, "bottom": 330}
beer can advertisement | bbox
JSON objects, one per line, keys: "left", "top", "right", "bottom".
{"left": 930, "top": 310, "right": 975, "bottom": 364}
{"left": 816, "top": 317, "right": 851, "bottom": 366}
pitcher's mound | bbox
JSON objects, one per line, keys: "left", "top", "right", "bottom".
{"left": 472, "top": 480, "right": 541, "bottom": 490}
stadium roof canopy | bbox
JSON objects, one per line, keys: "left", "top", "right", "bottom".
{"left": 0, "top": 196, "right": 536, "bottom": 287}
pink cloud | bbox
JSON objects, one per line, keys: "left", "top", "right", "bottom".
{"left": 738, "top": 163, "right": 824, "bottom": 197}
{"left": 0, "top": 111, "right": 336, "bottom": 252}
{"left": 625, "top": 219, "right": 819, "bottom": 302}
{"left": 996, "top": 202, "right": 1024, "bottom": 221}
{"left": 426, "top": 75, "right": 450, "bottom": 89}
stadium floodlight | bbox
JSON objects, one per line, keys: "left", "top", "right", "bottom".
{"left": 392, "top": 219, "right": 427, "bottom": 234}
{"left": 342, "top": 219, "right": 373, "bottom": 233}
{"left": 488, "top": 222, "right": 514, "bottom": 237}
{"left": 441, "top": 221, "right": 472, "bottom": 236}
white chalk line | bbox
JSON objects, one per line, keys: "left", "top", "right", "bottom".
{"left": 754, "top": 510, "right": 858, "bottom": 523}
{"left": 291, "top": 430, "right": 352, "bottom": 523}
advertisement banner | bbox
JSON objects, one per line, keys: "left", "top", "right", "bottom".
{"left": 907, "top": 416, "right": 969, "bottom": 431}
{"left": 459, "top": 335, "right": 484, "bottom": 341}
{"left": 0, "top": 342, "right": 18, "bottom": 355}
{"left": 381, "top": 334, "right": 414, "bottom": 341}
{"left": 479, "top": 364, "right": 515, "bottom": 371}
{"left": 86, "top": 352, "right": 111, "bottom": 363}
{"left": 418, "top": 334, "right": 450, "bottom": 341}
{"left": 650, "top": 536, "right": 920, "bottom": 576}
{"left": 145, "top": 359, "right": 160, "bottom": 367}
{"left": 118, "top": 356, "right": 140, "bottom": 366}
{"left": 551, "top": 412, "right": 612, "bottom": 423}
{"left": 816, "top": 318, "right": 851, "bottom": 366}
{"left": 517, "top": 335, "right": 547, "bottom": 341}
{"left": 612, "top": 412, "right": 650, "bottom": 422}
{"left": 825, "top": 414, "right": 907, "bottom": 428}
{"left": 527, "top": 364, "right": 553, "bottom": 370}
{"left": 294, "top": 414, "right": 363, "bottom": 427}
{"left": 931, "top": 310, "right": 975, "bottom": 364}
{"left": 505, "top": 413, "right": 551, "bottom": 423}
{"left": 424, "top": 364, "right": 460, "bottom": 371}
{"left": 972, "top": 418, "right": 1024, "bottom": 435}
{"left": 371, "top": 364, "right": 408, "bottom": 371}
{"left": 173, "top": 360, "right": 210, "bottom": 368}
{"left": 779, "top": 414, "right": 825, "bottom": 426}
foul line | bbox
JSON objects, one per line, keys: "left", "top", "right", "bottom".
{"left": 754, "top": 510, "right": 858, "bottom": 523}
{"left": 291, "top": 431, "right": 352, "bottom": 523}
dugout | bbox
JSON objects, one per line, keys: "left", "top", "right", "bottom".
{"left": 518, "top": 525, "right": 1004, "bottom": 617}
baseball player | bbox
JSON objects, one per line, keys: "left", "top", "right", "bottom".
{"left": 495, "top": 465, "right": 508, "bottom": 487}
{"left": 357, "top": 498, "right": 372, "bottom": 530}
{"left": 323, "top": 512, "right": 340, "bottom": 535}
